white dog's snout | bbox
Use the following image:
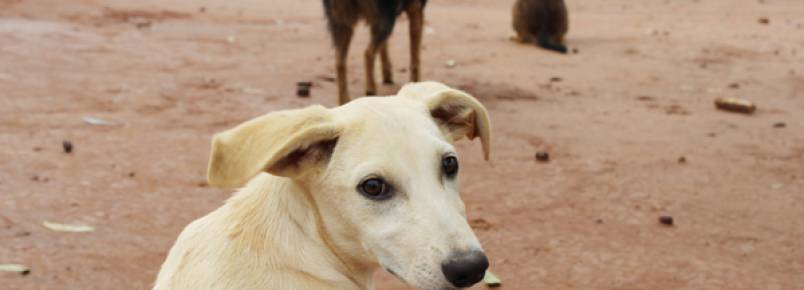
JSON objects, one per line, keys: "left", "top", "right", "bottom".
{"left": 429, "top": 202, "right": 482, "bottom": 251}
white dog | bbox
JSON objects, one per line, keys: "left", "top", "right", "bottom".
{"left": 153, "top": 82, "right": 492, "bottom": 290}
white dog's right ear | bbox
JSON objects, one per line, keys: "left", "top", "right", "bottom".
{"left": 207, "top": 105, "right": 340, "bottom": 188}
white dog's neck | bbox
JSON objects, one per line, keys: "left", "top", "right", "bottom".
{"left": 222, "top": 174, "right": 376, "bottom": 290}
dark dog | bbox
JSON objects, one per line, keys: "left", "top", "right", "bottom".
{"left": 512, "top": 0, "right": 569, "bottom": 53}
{"left": 323, "top": 0, "right": 427, "bottom": 104}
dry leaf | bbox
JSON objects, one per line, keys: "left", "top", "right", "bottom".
{"left": 42, "top": 221, "right": 94, "bottom": 233}
{"left": 484, "top": 270, "right": 502, "bottom": 287}
{"left": 0, "top": 264, "right": 30, "bottom": 275}
{"left": 83, "top": 116, "right": 117, "bottom": 126}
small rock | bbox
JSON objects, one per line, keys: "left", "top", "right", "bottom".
{"left": 62, "top": 140, "right": 73, "bottom": 154}
{"left": 678, "top": 156, "right": 687, "bottom": 164}
{"left": 595, "top": 219, "right": 604, "bottom": 224}
{"left": 714, "top": 97, "right": 756, "bottom": 114}
{"left": 198, "top": 181, "right": 209, "bottom": 188}
{"left": 773, "top": 122, "right": 786, "bottom": 128}
{"left": 549, "top": 76, "right": 562, "bottom": 82}
{"left": 658, "top": 215, "right": 674, "bottom": 226}
{"left": 758, "top": 17, "right": 770, "bottom": 25}
{"left": 32, "top": 147, "right": 43, "bottom": 152}
{"left": 128, "top": 172, "right": 136, "bottom": 178}
{"left": 572, "top": 48, "right": 579, "bottom": 54}
{"left": 199, "top": 6, "right": 207, "bottom": 13}
{"left": 535, "top": 151, "right": 550, "bottom": 162}
{"left": 31, "top": 175, "right": 39, "bottom": 181}
{"left": 728, "top": 83, "right": 740, "bottom": 89}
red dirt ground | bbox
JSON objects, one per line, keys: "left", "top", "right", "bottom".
{"left": 1, "top": 0, "right": 803, "bottom": 289}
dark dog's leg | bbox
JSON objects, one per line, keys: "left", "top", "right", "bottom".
{"left": 323, "top": 0, "right": 357, "bottom": 104}
{"left": 364, "top": 41, "right": 379, "bottom": 96}
{"left": 331, "top": 23, "right": 355, "bottom": 104}
{"left": 380, "top": 41, "right": 393, "bottom": 85}
{"left": 366, "top": 13, "right": 395, "bottom": 96}
{"left": 407, "top": 1, "right": 424, "bottom": 82}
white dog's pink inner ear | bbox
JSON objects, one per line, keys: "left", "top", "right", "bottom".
{"left": 269, "top": 138, "right": 339, "bottom": 178}
{"left": 430, "top": 105, "right": 477, "bottom": 142}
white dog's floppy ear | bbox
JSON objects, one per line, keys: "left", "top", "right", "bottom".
{"left": 207, "top": 105, "right": 340, "bottom": 188}
{"left": 399, "top": 82, "right": 492, "bottom": 161}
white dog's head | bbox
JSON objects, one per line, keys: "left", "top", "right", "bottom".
{"left": 207, "top": 82, "right": 491, "bottom": 290}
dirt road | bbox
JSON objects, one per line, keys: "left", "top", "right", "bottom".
{"left": 1, "top": 0, "right": 803, "bottom": 289}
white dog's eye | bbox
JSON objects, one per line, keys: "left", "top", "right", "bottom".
{"left": 358, "top": 178, "right": 392, "bottom": 200}
{"left": 442, "top": 156, "right": 459, "bottom": 177}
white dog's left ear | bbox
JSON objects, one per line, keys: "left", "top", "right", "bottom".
{"left": 207, "top": 105, "right": 340, "bottom": 188}
{"left": 400, "top": 82, "right": 492, "bottom": 160}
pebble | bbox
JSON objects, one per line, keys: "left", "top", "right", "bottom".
{"left": 535, "top": 151, "right": 550, "bottom": 162}
{"left": 296, "top": 81, "right": 312, "bottom": 97}
{"left": 658, "top": 215, "right": 674, "bottom": 226}
{"left": 62, "top": 140, "right": 73, "bottom": 154}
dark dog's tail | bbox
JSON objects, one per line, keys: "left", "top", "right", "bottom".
{"left": 537, "top": 31, "right": 567, "bottom": 54}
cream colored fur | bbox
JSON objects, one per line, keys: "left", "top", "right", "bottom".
{"left": 153, "top": 82, "right": 492, "bottom": 290}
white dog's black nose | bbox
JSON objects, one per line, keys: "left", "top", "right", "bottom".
{"left": 441, "top": 250, "right": 489, "bottom": 288}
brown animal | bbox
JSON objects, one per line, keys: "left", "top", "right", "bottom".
{"left": 323, "top": 0, "right": 427, "bottom": 104}
{"left": 512, "top": 0, "right": 569, "bottom": 53}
